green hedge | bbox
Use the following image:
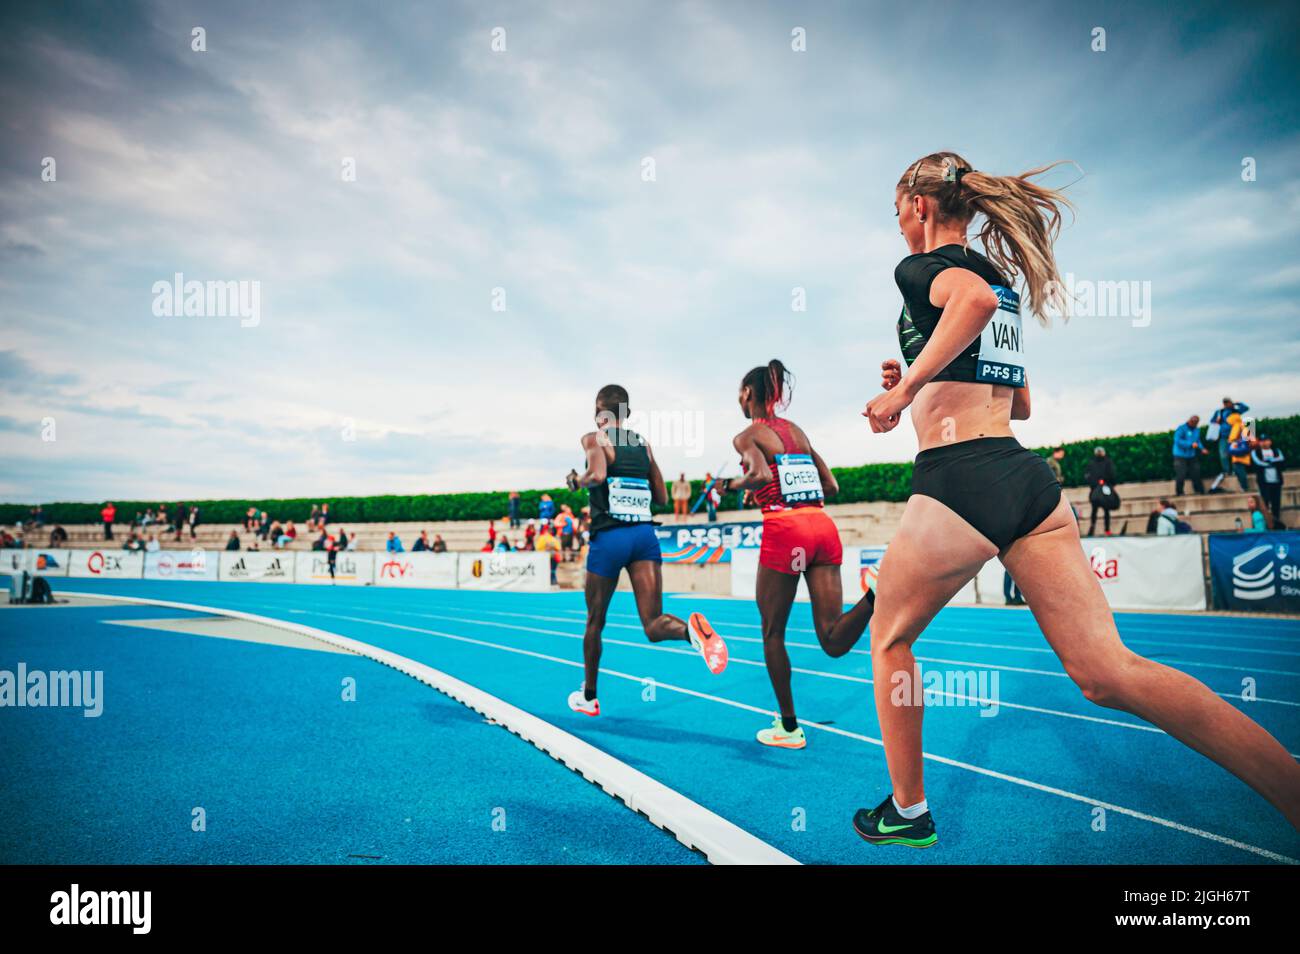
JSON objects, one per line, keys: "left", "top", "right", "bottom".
{"left": 4, "top": 415, "right": 1294, "bottom": 527}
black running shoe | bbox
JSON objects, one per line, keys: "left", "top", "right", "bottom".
{"left": 852, "top": 795, "right": 938, "bottom": 848}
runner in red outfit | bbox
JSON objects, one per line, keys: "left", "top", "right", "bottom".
{"left": 722, "top": 360, "right": 876, "bottom": 748}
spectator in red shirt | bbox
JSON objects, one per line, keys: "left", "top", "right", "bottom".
{"left": 101, "top": 502, "right": 116, "bottom": 540}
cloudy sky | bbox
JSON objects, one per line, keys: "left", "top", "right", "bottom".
{"left": 1, "top": 0, "right": 1297, "bottom": 504}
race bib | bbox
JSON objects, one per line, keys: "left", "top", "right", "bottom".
{"left": 975, "top": 285, "right": 1025, "bottom": 388}
{"left": 774, "top": 453, "right": 824, "bottom": 504}
{"left": 607, "top": 476, "right": 652, "bottom": 522}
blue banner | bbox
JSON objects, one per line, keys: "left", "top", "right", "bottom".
{"left": 1208, "top": 532, "right": 1300, "bottom": 612}
{"left": 655, "top": 521, "right": 763, "bottom": 564}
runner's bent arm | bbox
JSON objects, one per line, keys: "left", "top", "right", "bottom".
{"left": 726, "top": 429, "right": 771, "bottom": 492}
{"left": 577, "top": 432, "right": 607, "bottom": 488}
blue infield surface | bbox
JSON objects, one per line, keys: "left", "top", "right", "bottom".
{"left": 3, "top": 578, "right": 1298, "bottom": 865}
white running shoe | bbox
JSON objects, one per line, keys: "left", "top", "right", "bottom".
{"left": 568, "top": 684, "right": 600, "bottom": 717}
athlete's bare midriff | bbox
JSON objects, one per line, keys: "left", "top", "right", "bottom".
{"left": 910, "top": 379, "right": 1015, "bottom": 451}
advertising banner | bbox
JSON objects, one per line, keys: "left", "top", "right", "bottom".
{"left": 656, "top": 521, "right": 764, "bottom": 564}
{"left": 457, "top": 552, "right": 550, "bottom": 591}
{"left": 1208, "top": 532, "right": 1300, "bottom": 613}
{"left": 1080, "top": 534, "right": 1206, "bottom": 611}
{"left": 374, "top": 552, "right": 459, "bottom": 588}
{"left": 219, "top": 551, "right": 296, "bottom": 583}
{"left": 144, "top": 549, "right": 220, "bottom": 581}
{"left": 294, "top": 551, "right": 374, "bottom": 586}
{"left": 69, "top": 549, "right": 145, "bottom": 580}
{"left": 24, "top": 549, "right": 72, "bottom": 577}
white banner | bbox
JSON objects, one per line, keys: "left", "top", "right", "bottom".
{"left": 219, "top": 550, "right": 296, "bottom": 583}
{"left": 457, "top": 552, "right": 550, "bottom": 591}
{"left": 294, "top": 551, "right": 374, "bottom": 586}
{"left": 0, "top": 549, "right": 25, "bottom": 574}
{"left": 13, "top": 549, "right": 72, "bottom": 577}
{"left": 374, "top": 552, "right": 459, "bottom": 588}
{"left": 69, "top": 549, "right": 145, "bottom": 579}
{"left": 1080, "top": 534, "right": 1206, "bottom": 611}
{"left": 144, "top": 549, "right": 219, "bottom": 581}
{"left": 731, "top": 545, "right": 975, "bottom": 605}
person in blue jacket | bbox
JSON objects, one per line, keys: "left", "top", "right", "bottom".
{"left": 1171, "top": 414, "right": 1209, "bottom": 495}
{"left": 1208, "top": 396, "right": 1248, "bottom": 490}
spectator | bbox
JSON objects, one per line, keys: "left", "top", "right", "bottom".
{"left": 431, "top": 534, "right": 447, "bottom": 553}
{"left": 309, "top": 503, "right": 321, "bottom": 528}
{"left": 523, "top": 519, "right": 537, "bottom": 550}
{"left": 538, "top": 493, "right": 557, "bottom": 522}
{"left": 386, "top": 531, "right": 404, "bottom": 553}
{"left": 1084, "top": 447, "right": 1118, "bottom": 537}
{"left": 413, "top": 530, "right": 432, "bottom": 552}
{"left": 187, "top": 505, "right": 201, "bottom": 540}
{"left": 535, "top": 523, "right": 561, "bottom": 584}
{"left": 345, "top": 531, "right": 358, "bottom": 552}
{"left": 495, "top": 535, "right": 513, "bottom": 552}
{"left": 1002, "top": 570, "right": 1024, "bottom": 606}
{"left": 31, "top": 505, "right": 44, "bottom": 527}
{"left": 487, "top": 520, "right": 497, "bottom": 545}
{"left": 558, "top": 505, "right": 577, "bottom": 562}
{"left": 48, "top": 525, "right": 68, "bottom": 547}
{"left": 225, "top": 530, "right": 242, "bottom": 551}
{"left": 1046, "top": 446, "right": 1065, "bottom": 485}
{"left": 101, "top": 501, "right": 116, "bottom": 540}
{"left": 703, "top": 473, "right": 721, "bottom": 523}
{"left": 1225, "top": 411, "right": 1253, "bottom": 492}
{"left": 1172, "top": 415, "right": 1209, "bottom": 496}
{"left": 326, "top": 532, "right": 338, "bottom": 582}
{"left": 258, "top": 510, "right": 271, "bottom": 541}
{"left": 122, "top": 532, "right": 143, "bottom": 552}
{"left": 672, "top": 472, "right": 691, "bottom": 521}
{"left": 1153, "top": 498, "right": 1181, "bottom": 536}
{"left": 141, "top": 508, "right": 155, "bottom": 529}
{"left": 174, "top": 502, "right": 186, "bottom": 541}
{"left": 145, "top": 533, "right": 160, "bottom": 553}
{"left": 1208, "top": 397, "right": 1249, "bottom": 490}
{"left": 1252, "top": 435, "right": 1285, "bottom": 529}
{"left": 312, "top": 530, "right": 328, "bottom": 551}
{"left": 479, "top": 538, "right": 494, "bottom": 552}
{"left": 565, "top": 469, "right": 580, "bottom": 493}
{"left": 508, "top": 491, "right": 521, "bottom": 529}
{"left": 319, "top": 503, "right": 331, "bottom": 528}
{"left": 244, "top": 507, "right": 258, "bottom": 531}
{"left": 1244, "top": 495, "right": 1268, "bottom": 533}
{"left": 0, "top": 528, "right": 15, "bottom": 548}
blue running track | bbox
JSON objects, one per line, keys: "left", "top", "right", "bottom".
{"left": 3, "top": 579, "right": 1298, "bottom": 865}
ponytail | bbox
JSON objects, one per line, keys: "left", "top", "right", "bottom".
{"left": 742, "top": 359, "right": 793, "bottom": 417}
{"left": 898, "top": 152, "right": 1074, "bottom": 325}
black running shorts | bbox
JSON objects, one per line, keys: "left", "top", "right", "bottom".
{"left": 910, "top": 437, "right": 1062, "bottom": 550}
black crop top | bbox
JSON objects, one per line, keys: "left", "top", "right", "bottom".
{"left": 894, "top": 244, "right": 1024, "bottom": 387}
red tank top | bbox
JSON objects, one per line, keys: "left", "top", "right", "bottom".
{"left": 749, "top": 417, "right": 824, "bottom": 513}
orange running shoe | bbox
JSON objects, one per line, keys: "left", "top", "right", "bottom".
{"left": 687, "top": 612, "right": 729, "bottom": 675}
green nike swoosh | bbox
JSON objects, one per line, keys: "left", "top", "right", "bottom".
{"left": 877, "top": 819, "right": 912, "bottom": 834}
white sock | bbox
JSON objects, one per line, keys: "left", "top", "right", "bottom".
{"left": 892, "top": 796, "right": 928, "bottom": 819}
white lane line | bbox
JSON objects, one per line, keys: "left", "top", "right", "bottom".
{"left": 233, "top": 596, "right": 1300, "bottom": 714}
{"left": 249, "top": 605, "right": 1300, "bottom": 866}
{"left": 575, "top": 609, "right": 1300, "bottom": 676}
{"left": 63, "top": 592, "right": 797, "bottom": 867}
